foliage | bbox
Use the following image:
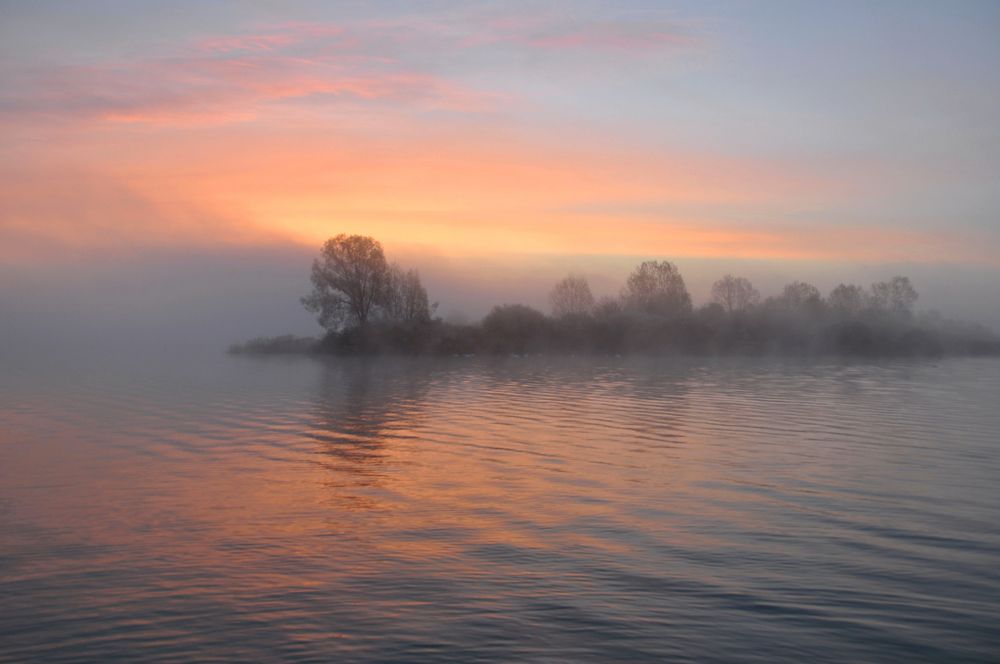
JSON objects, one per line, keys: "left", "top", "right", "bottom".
{"left": 621, "top": 260, "right": 692, "bottom": 318}
{"left": 549, "top": 275, "right": 595, "bottom": 318}
{"left": 828, "top": 284, "right": 866, "bottom": 317}
{"left": 302, "top": 235, "right": 434, "bottom": 331}
{"left": 711, "top": 275, "right": 760, "bottom": 313}
{"left": 384, "top": 264, "right": 433, "bottom": 323}
{"left": 777, "top": 281, "right": 823, "bottom": 310}
{"left": 232, "top": 235, "right": 999, "bottom": 358}
{"left": 868, "top": 276, "right": 918, "bottom": 317}
{"left": 301, "top": 234, "right": 390, "bottom": 330}
{"left": 481, "top": 304, "right": 550, "bottom": 354}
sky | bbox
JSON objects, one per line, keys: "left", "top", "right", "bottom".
{"left": 2, "top": 0, "right": 999, "bottom": 349}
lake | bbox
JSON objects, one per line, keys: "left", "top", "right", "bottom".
{"left": 2, "top": 353, "right": 999, "bottom": 662}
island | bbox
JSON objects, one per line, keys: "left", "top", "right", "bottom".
{"left": 230, "top": 234, "right": 1000, "bottom": 358}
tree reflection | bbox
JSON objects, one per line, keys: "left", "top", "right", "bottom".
{"left": 307, "top": 358, "right": 436, "bottom": 509}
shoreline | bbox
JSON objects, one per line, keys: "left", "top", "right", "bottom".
{"left": 227, "top": 329, "right": 1000, "bottom": 360}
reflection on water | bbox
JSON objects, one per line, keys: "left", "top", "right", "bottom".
{"left": 1, "top": 354, "right": 999, "bottom": 662}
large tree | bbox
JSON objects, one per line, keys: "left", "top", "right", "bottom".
{"left": 711, "top": 275, "right": 760, "bottom": 313}
{"left": 549, "top": 275, "right": 595, "bottom": 317}
{"left": 301, "top": 234, "right": 390, "bottom": 330}
{"left": 621, "top": 260, "right": 692, "bottom": 317}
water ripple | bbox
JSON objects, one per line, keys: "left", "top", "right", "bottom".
{"left": 1, "top": 355, "right": 999, "bottom": 662}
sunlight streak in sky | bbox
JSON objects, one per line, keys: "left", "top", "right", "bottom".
{"left": 1, "top": 0, "right": 999, "bottom": 318}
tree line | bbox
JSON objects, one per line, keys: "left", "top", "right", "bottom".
{"left": 230, "top": 234, "right": 998, "bottom": 357}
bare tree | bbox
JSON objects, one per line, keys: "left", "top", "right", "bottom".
{"left": 301, "top": 234, "right": 390, "bottom": 330}
{"left": 384, "top": 264, "right": 432, "bottom": 323}
{"left": 711, "top": 275, "right": 760, "bottom": 313}
{"left": 828, "top": 283, "right": 866, "bottom": 317}
{"left": 549, "top": 275, "right": 595, "bottom": 317}
{"left": 778, "top": 281, "right": 823, "bottom": 309}
{"left": 621, "top": 260, "right": 692, "bottom": 317}
{"left": 869, "top": 276, "right": 917, "bottom": 316}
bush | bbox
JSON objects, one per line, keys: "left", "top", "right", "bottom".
{"left": 481, "top": 304, "right": 550, "bottom": 354}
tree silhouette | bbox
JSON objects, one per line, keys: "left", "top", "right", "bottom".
{"left": 869, "top": 276, "right": 918, "bottom": 317}
{"left": 711, "top": 275, "right": 760, "bottom": 313}
{"left": 482, "top": 304, "right": 548, "bottom": 353}
{"left": 385, "top": 265, "right": 432, "bottom": 323}
{"left": 828, "top": 283, "right": 866, "bottom": 317}
{"left": 777, "top": 281, "right": 823, "bottom": 311}
{"left": 621, "top": 260, "right": 692, "bottom": 318}
{"left": 776, "top": 281, "right": 824, "bottom": 317}
{"left": 549, "top": 275, "right": 595, "bottom": 317}
{"left": 302, "top": 234, "right": 390, "bottom": 330}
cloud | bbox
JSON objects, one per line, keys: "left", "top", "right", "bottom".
{"left": 0, "top": 22, "right": 502, "bottom": 127}
{"left": 3, "top": 59, "right": 497, "bottom": 126}
{"left": 0, "top": 11, "right": 699, "bottom": 128}
{"left": 193, "top": 23, "right": 347, "bottom": 55}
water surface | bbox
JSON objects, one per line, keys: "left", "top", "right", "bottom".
{"left": 2, "top": 354, "right": 999, "bottom": 662}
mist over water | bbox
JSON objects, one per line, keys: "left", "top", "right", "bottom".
{"left": 2, "top": 245, "right": 999, "bottom": 360}
{"left": 4, "top": 1, "right": 1000, "bottom": 660}
{"left": 2, "top": 352, "right": 999, "bottom": 662}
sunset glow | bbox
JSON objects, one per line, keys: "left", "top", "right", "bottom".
{"left": 2, "top": 1, "right": 999, "bottom": 318}
{"left": 4, "top": 6, "right": 1000, "bottom": 662}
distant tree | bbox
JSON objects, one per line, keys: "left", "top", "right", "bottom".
{"left": 384, "top": 264, "right": 432, "bottom": 323}
{"left": 621, "top": 260, "right": 692, "bottom": 318}
{"left": 828, "top": 283, "right": 866, "bottom": 317}
{"left": 593, "top": 296, "right": 624, "bottom": 319}
{"left": 711, "top": 275, "right": 760, "bottom": 313}
{"left": 301, "top": 234, "right": 390, "bottom": 330}
{"left": 549, "top": 275, "right": 595, "bottom": 317}
{"left": 869, "top": 276, "right": 918, "bottom": 317}
{"left": 778, "top": 281, "right": 823, "bottom": 309}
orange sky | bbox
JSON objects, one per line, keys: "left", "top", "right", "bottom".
{"left": 4, "top": 115, "right": 995, "bottom": 268}
{"left": 2, "top": 3, "right": 999, "bottom": 303}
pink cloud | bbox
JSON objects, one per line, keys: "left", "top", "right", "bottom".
{"left": 1, "top": 14, "right": 693, "bottom": 128}
{"left": 193, "top": 22, "right": 354, "bottom": 55}
{"left": 195, "top": 32, "right": 305, "bottom": 55}
{"left": 1, "top": 23, "right": 502, "bottom": 127}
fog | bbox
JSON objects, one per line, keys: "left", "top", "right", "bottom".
{"left": 2, "top": 241, "right": 998, "bottom": 359}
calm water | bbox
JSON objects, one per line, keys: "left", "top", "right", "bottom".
{"left": 1, "top": 353, "right": 999, "bottom": 662}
